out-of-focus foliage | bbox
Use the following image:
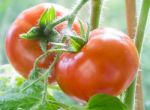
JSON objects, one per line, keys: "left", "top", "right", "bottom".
{"left": 0, "top": 0, "right": 150, "bottom": 109}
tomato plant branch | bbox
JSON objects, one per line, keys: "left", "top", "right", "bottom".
{"left": 45, "top": 0, "right": 89, "bottom": 34}
{"left": 42, "top": 53, "right": 60, "bottom": 104}
{"left": 22, "top": 48, "right": 69, "bottom": 92}
{"left": 124, "top": 0, "right": 150, "bottom": 110}
{"left": 21, "top": 51, "right": 70, "bottom": 108}
{"left": 30, "top": 48, "right": 69, "bottom": 79}
{"left": 68, "top": 0, "right": 89, "bottom": 27}
{"left": 90, "top": 0, "right": 102, "bottom": 30}
{"left": 135, "top": 1, "right": 149, "bottom": 53}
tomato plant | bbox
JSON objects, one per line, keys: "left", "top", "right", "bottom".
{"left": 5, "top": 3, "right": 80, "bottom": 82}
{"left": 2, "top": 0, "right": 149, "bottom": 109}
{"left": 55, "top": 28, "right": 139, "bottom": 101}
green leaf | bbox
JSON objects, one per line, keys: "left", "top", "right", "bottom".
{"left": 20, "top": 27, "right": 42, "bottom": 40}
{"left": 87, "top": 94, "right": 128, "bottom": 110}
{"left": 0, "top": 81, "right": 44, "bottom": 110}
{"left": 39, "top": 6, "right": 56, "bottom": 29}
{"left": 48, "top": 86, "right": 80, "bottom": 106}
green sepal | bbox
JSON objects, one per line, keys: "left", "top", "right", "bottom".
{"left": 20, "top": 27, "right": 42, "bottom": 40}
{"left": 79, "top": 20, "right": 85, "bottom": 38}
{"left": 85, "top": 22, "right": 90, "bottom": 42}
{"left": 70, "top": 36, "right": 86, "bottom": 52}
{"left": 40, "top": 38, "right": 48, "bottom": 53}
{"left": 78, "top": 20, "right": 90, "bottom": 42}
{"left": 39, "top": 6, "right": 56, "bottom": 29}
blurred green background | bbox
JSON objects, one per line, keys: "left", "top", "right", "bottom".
{"left": 0, "top": 0, "right": 149, "bottom": 109}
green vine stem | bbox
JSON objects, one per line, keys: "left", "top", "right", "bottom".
{"left": 21, "top": 48, "right": 69, "bottom": 92}
{"left": 42, "top": 53, "right": 60, "bottom": 103}
{"left": 25, "top": 0, "right": 90, "bottom": 104}
{"left": 29, "top": 48, "right": 68, "bottom": 79}
{"left": 90, "top": 0, "right": 103, "bottom": 30}
{"left": 135, "top": 1, "right": 149, "bottom": 53}
{"left": 124, "top": 0, "right": 150, "bottom": 110}
{"left": 44, "top": 0, "right": 89, "bottom": 35}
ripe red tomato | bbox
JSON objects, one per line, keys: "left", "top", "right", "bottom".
{"left": 55, "top": 28, "right": 139, "bottom": 101}
{"left": 5, "top": 3, "right": 80, "bottom": 82}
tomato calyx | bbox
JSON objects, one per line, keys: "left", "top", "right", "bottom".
{"left": 20, "top": 7, "right": 63, "bottom": 53}
{"left": 69, "top": 21, "right": 90, "bottom": 52}
{"left": 20, "top": 7, "right": 57, "bottom": 40}
{"left": 20, "top": 10, "right": 90, "bottom": 53}
{"left": 20, "top": 0, "right": 90, "bottom": 54}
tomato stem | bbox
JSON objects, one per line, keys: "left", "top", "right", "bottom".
{"left": 68, "top": 0, "right": 89, "bottom": 27}
{"left": 29, "top": 48, "right": 69, "bottom": 79}
{"left": 90, "top": 0, "right": 103, "bottom": 30}
{"left": 135, "top": 1, "right": 149, "bottom": 54}
{"left": 44, "top": 0, "right": 89, "bottom": 34}
{"left": 42, "top": 53, "right": 61, "bottom": 104}
{"left": 124, "top": 0, "right": 150, "bottom": 110}
{"left": 22, "top": 49, "right": 69, "bottom": 93}
{"left": 22, "top": 48, "right": 69, "bottom": 92}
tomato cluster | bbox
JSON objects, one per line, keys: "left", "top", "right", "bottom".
{"left": 6, "top": 3, "right": 139, "bottom": 101}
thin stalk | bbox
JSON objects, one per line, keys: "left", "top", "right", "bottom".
{"left": 135, "top": 72, "right": 144, "bottom": 110}
{"left": 22, "top": 48, "right": 68, "bottom": 91}
{"left": 30, "top": 48, "right": 69, "bottom": 79}
{"left": 124, "top": 80, "right": 137, "bottom": 110}
{"left": 135, "top": 0, "right": 149, "bottom": 53}
{"left": 124, "top": 0, "right": 137, "bottom": 109}
{"left": 90, "top": 0, "right": 103, "bottom": 30}
{"left": 125, "top": 0, "right": 137, "bottom": 38}
{"left": 71, "top": 0, "right": 89, "bottom": 16}
{"left": 41, "top": 38, "right": 68, "bottom": 103}
{"left": 45, "top": 0, "right": 89, "bottom": 34}
{"left": 42, "top": 53, "right": 60, "bottom": 103}
{"left": 68, "top": 0, "right": 89, "bottom": 26}
{"left": 124, "top": 0, "right": 150, "bottom": 110}
{"left": 46, "top": 15, "right": 69, "bottom": 31}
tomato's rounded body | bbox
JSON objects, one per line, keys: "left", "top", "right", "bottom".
{"left": 5, "top": 3, "right": 80, "bottom": 82}
{"left": 55, "top": 28, "right": 139, "bottom": 101}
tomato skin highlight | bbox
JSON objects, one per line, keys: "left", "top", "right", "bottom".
{"left": 55, "top": 28, "right": 139, "bottom": 101}
{"left": 5, "top": 3, "right": 80, "bottom": 83}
